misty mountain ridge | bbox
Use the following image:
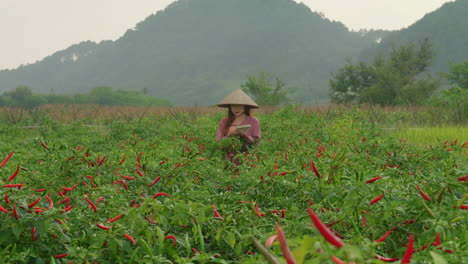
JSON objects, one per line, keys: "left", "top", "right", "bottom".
{"left": 0, "top": 0, "right": 464, "bottom": 105}
{"left": 360, "top": 0, "right": 468, "bottom": 73}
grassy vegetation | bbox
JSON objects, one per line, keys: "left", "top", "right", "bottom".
{"left": 388, "top": 126, "right": 466, "bottom": 144}
{"left": 0, "top": 105, "right": 466, "bottom": 263}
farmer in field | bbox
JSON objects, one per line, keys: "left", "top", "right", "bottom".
{"left": 216, "top": 88, "right": 261, "bottom": 166}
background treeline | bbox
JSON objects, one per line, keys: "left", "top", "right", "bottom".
{"left": 0, "top": 86, "right": 171, "bottom": 109}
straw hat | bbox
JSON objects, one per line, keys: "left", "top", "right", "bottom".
{"left": 217, "top": 88, "right": 259, "bottom": 108}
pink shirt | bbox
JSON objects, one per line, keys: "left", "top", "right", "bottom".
{"left": 216, "top": 116, "right": 261, "bottom": 144}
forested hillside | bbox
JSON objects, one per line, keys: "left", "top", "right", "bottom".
{"left": 360, "top": 0, "right": 468, "bottom": 73}
{"left": 0, "top": 0, "right": 379, "bottom": 105}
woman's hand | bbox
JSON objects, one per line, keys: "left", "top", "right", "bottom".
{"left": 227, "top": 126, "right": 242, "bottom": 137}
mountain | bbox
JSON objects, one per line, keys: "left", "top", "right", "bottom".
{"left": 0, "top": 0, "right": 378, "bottom": 105}
{"left": 360, "top": 0, "right": 468, "bottom": 73}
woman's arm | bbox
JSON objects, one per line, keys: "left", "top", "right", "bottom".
{"left": 216, "top": 118, "right": 227, "bottom": 141}
{"left": 241, "top": 118, "right": 261, "bottom": 144}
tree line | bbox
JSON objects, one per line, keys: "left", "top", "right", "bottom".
{"left": 0, "top": 86, "right": 171, "bottom": 109}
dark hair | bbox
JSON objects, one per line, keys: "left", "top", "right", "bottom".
{"left": 222, "top": 105, "right": 253, "bottom": 136}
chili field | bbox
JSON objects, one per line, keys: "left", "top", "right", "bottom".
{"left": 0, "top": 106, "right": 466, "bottom": 263}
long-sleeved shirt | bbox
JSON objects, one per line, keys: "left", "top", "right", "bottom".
{"left": 216, "top": 116, "right": 261, "bottom": 144}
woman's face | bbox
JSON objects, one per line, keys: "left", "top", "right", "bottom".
{"left": 230, "top": 105, "right": 245, "bottom": 117}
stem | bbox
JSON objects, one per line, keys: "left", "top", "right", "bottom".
{"left": 251, "top": 237, "right": 280, "bottom": 264}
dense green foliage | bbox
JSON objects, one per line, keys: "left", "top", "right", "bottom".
{"left": 240, "top": 73, "right": 292, "bottom": 106}
{"left": 0, "top": 86, "right": 170, "bottom": 108}
{"left": 430, "top": 61, "right": 468, "bottom": 123}
{"left": 0, "top": 0, "right": 382, "bottom": 105}
{"left": 330, "top": 40, "right": 439, "bottom": 105}
{"left": 360, "top": 0, "right": 468, "bottom": 73}
{"left": 445, "top": 61, "right": 468, "bottom": 90}
{"left": 0, "top": 106, "right": 466, "bottom": 263}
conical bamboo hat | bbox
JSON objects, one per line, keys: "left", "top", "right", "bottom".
{"left": 217, "top": 88, "right": 259, "bottom": 108}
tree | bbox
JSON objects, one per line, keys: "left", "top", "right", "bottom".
{"left": 2, "top": 85, "right": 44, "bottom": 109}
{"left": 445, "top": 61, "right": 468, "bottom": 89}
{"left": 240, "top": 72, "right": 292, "bottom": 106}
{"left": 329, "top": 61, "right": 376, "bottom": 104}
{"left": 330, "top": 39, "right": 439, "bottom": 105}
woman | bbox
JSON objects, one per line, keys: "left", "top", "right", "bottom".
{"left": 216, "top": 88, "right": 261, "bottom": 165}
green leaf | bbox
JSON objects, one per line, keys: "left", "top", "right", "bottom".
{"left": 430, "top": 251, "right": 448, "bottom": 264}
{"left": 292, "top": 236, "right": 315, "bottom": 264}
{"left": 12, "top": 225, "right": 22, "bottom": 239}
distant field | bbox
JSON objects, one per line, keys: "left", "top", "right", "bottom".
{"left": 387, "top": 126, "right": 466, "bottom": 144}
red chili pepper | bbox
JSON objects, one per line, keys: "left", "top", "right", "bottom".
{"left": 123, "top": 233, "right": 136, "bottom": 246}
{"left": 54, "top": 253, "right": 69, "bottom": 258}
{"left": 432, "top": 232, "right": 441, "bottom": 246}
{"left": 136, "top": 166, "right": 144, "bottom": 176}
{"left": 460, "top": 204, "right": 468, "bottom": 210}
{"left": 46, "top": 194, "right": 54, "bottom": 209}
{"left": 212, "top": 204, "right": 224, "bottom": 220}
{"left": 35, "top": 188, "right": 45, "bottom": 192}
{"left": 153, "top": 192, "right": 170, "bottom": 198}
{"left": 137, "top": 152, "right": 143, "bottom": 164}
{"left": 401, "top": 235, "right": 414, "bottom": 264}
{"left": 62, "top": 183, "right": 79, "bottom": 192}
{"left": 62, "top": 206, "right": 73, "bottom": 212}
{"left": 310, "top": 161, "right": 321, "bottom": 178}
{"left": 96, "top": 196, "right": 105, "bottom": 203}
{"left": 369, "top": 193, "right": 384, "bottom": 205}
{"left": 165, "top": 235, "right": 177, "bottom": 246}
{"left": 108, "top": 214, "right": 123, "bottom": 223}
{"left": 307, "top": 208, "right": 345, "bottom": 248}
{"left": 119, "top": 154, "right": 126, "bottom": 165}
{"left": 265, "top": 234, "right": 278, "bottom": 247}
{"left": 83, "top": 198, "right": 98, "bottom": 212}
{"left": 4, "top": 193, "right": 10, "bottom": 204}
{"left": 414, "top": 243, "right": 430, "bottom": 252}
{"left": 12, "top": 204, "right": 19, "bottom": 219}
{"left": 331, "top": 256, "right": 345, "bottom": 264}
{"left": 28, "top": 197, "right": 42, "bottom": 208}
{"left": 116, "top": 180, "right": 128, "bottom": 190}
{"left": 365, "top": 176, "right": 382, "bottom": 184}
{"left": 96, "top": 155, "right": 106, "bottom": 166}
{"left": 31, "top": 226, "right": 37, "bottom": 241}
{"left": 0, "top": 205, "right": 10, "bottom": 213}
{"left": 375, "top": 229, "right": 393, "bottom": 242}
{"left": 58, "top": 196, "right": 70, "bottom": 205}
{"left": 374, "top": 254, "right": 399, "bottom": 262}
{"left": 416, "top": 185, "right": 431, "bottom": 201}
{"left": 4, "top": 183, "right": 24, "bottom": 189}
{"left": 40, "top": 140, "right": 49, "bottom": 150}
{"left": 118, "top": 174, "right": 136, "bottom": 180}
{"left": 148, "top": 176, "right": 161, "bottom": 187}
{"left": 96, "top": 223, "right": 110, "bottom": 230}
{"left": 276, "top": 224, "right": 297, "bottom": 264}
{"left": 0, "top": 152, "right": 14, "bottom": 167}
{"left": 254, "top": 204, "right": 266, "bottom": 217}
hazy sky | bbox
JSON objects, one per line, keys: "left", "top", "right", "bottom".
{"left": 0, "top": 0, "right": 454, "bottom": 70}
